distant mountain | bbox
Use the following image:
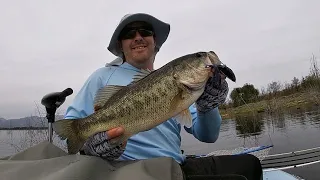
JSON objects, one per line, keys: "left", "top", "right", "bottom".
{"left": 0, "top": 115, "right": 64, "bottom": 129}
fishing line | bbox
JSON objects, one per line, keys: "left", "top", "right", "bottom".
{"left": 237, "top": 92, "right": 274, "bottom": 149}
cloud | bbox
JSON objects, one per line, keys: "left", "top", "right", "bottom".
{"left": 1, "top": 0, "right": 320, "bottom": 118}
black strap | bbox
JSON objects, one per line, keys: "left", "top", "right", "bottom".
{"left": 187, "top": 174, "right": 248, "bottom": 180}
{"left": 180, "top": 155, "right": 259, "bottom": 180}
{"left": 180, "top": 156, "right": 218, "bottom": 178}
{"left": 211, "top": 155, "right": 222, "bottom": 174}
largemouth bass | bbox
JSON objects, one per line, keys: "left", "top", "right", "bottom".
{"left": 53, "top": 51, "right": 225, "bottom": 154}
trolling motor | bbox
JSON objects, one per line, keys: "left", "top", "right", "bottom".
{"left": 41, "top": 88, "right": 73, "bottom": 143}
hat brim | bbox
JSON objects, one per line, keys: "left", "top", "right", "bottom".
{"left": 107, "top": 13, "right": 170, "bottom": 57}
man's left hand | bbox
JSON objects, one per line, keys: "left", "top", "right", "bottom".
{"left": 196, "top": 66, "right": 229, "bottom": 112}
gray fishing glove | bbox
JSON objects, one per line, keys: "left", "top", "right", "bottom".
{"left": 195, "top": 66, "right": 229, "bottom": 112}
{"left": 81, "top": 130, "right": 126, "bottom": 161}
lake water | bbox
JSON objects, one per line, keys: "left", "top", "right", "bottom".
{"left": 181, "top": 106, "right": 320, "bottom": 156}
{"left": 1, "top": 106, "right": 320, "bottom": 179}
{"left": 180, "top": 105, "right": 320, "bottom": 180}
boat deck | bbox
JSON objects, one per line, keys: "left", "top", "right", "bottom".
{"left": 261, "top": 147, "right": 320, "bottom": 169}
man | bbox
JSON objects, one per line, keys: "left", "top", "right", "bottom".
{"left": 64, "top": 13, "right": 262, "bottom": 180}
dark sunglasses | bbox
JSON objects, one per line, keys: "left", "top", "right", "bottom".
{"left": 119, "top": 28, "right": 154, "bottom": 40}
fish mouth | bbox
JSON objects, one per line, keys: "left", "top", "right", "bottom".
{"left": 207, "top": 51, "right": 220, "bottom": 64}
{"left": 206, "top": 51, "right": 236, "bottom": 82}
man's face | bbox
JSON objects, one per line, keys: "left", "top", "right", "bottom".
{"left": 118, "top": 21, "right": 156, "bottom": 66}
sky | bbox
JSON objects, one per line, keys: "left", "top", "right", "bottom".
{"left": 1, "top": 0, "right": 320, "bottom": 119}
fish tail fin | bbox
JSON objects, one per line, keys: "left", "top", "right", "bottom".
{"left": 53, "top": 118, "right": 85, "bottom": 154}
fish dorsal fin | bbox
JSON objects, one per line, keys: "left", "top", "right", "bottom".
{"left": 174, "top": 108, "right": 193, "bottom": 128}
{"left": 130, "top": 69, "right": 152, "bottom": 85}
{"left": 93, "top": 85, "right": 124, "bottom": 111}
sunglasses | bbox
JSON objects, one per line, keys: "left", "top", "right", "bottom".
{"left": 119, "top": 28, "right": 154, "bottom": 40}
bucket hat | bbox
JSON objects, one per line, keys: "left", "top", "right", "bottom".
{"left": 107, "top": 13, "right": 170, "bottom": 58}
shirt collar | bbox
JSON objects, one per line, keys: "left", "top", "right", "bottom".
{"left": 105, "top": 57, "right": 142, "bottom": 72}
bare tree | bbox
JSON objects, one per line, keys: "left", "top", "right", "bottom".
{"left": 260, "top": 87, "right": 266, "bottom": 96}
{"left": 284, "top": 82, "right": 291, "bottom": 90}
{"left": 267, "top": 81, "right": 282, "bottom": 94}
{"left": 0, "top": 102, "right": 67, "bottom": 156}
{"left": 310, "top": 54, "right": 320, "bottom": 78}
{"left": 292, "top": 77, "right": 299, "bottom": 88}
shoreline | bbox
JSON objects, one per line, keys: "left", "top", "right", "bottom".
{"left": 219, "top": 91, "right": 320, "bottom": 120}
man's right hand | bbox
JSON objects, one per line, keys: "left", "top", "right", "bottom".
{"left": 82, "top": 127, "right": 127, "bottom": 160}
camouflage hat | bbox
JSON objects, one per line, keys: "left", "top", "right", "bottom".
{"left": 107, "top": 13, "right": 170, "bottom": 57}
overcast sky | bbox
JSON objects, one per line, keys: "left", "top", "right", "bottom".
{"left": 1, "top": 0, "right": 320, "bottom": 119}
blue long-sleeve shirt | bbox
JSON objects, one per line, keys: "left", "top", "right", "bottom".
{"left": 64, "top": 61, "right": 222, "bottom": 164}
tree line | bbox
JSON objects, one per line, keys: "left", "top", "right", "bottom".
{"left": 224, "top": 55, "right": 320, "bottom": 108}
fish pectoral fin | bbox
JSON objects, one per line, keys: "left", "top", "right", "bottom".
{"left": 174, "top": 81, "right": 193, "bottom": 96}
{"left": 174, "top": 108, "right": 193, "bottom": 128}
{"left": 53, "top": 118, "right": 85, "bottom": 154}
{"left": 94, "top": 85, "right": 125, "bottom": 110}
